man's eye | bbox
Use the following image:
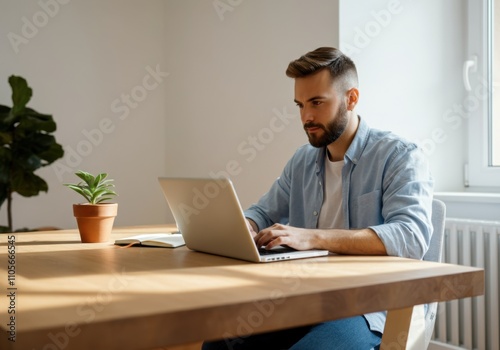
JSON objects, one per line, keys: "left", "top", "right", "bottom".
{"left": 312, "top": 101, "right": 322, "bottom": 106}
{"left": 296, "top": 103, "right": 303, "bottom": 109}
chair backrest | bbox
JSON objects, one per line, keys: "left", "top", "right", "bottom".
{"left": 424, "top": 199, "right": 446, "bottom": 263}
{"left": 422, "top": 199, "right": 446, "bottom": 348}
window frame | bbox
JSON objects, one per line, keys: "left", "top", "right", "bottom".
{"left": 467, "top": 0, "right": 500, "bottom": 188}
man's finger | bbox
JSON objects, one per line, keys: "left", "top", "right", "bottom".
{"left": 265, "top": 236, "right": 286, "bottom": 250}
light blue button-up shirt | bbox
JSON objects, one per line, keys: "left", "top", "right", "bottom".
{"left": 244, "top": 117, "right": 434, "bottom": 333}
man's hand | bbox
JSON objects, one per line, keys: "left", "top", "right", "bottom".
{"left": 251, "top": 223, "right": 387, "bottom": 255}
{"left": 246, "top": 219, "right": 259, "bottom": 238}
{"left": 254, "top": 223, "right": 317, "bottom": 251}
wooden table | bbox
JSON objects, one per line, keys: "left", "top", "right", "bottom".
{"left": 0, "top": 225, "right": 484, "bottom": 350}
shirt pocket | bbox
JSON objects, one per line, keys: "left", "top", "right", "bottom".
{"left": 350, "top": 190, "right": 383, "bottom": 228}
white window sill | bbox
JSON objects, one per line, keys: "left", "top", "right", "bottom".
{"left": 434, "top": 191, "right": 500, "bottom": 220}
{"left": 434, "top": 191, "right": 500, "bottom": 204}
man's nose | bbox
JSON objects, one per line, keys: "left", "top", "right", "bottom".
{"left": 301, "top": 106, "right": 314, "bottom": 124}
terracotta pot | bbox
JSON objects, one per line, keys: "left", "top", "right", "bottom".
{"left": 73, "top": 203, "right": 118, "bottom": 243}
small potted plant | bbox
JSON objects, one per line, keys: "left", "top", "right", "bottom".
{"left": 64, "top": 170, "right": 118, "bottom": 243}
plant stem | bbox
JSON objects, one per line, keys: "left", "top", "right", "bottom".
{"left": 7, "top": 190, "right": 12, "bottom": 232}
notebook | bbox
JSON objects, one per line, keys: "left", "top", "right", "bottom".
{"left": 114, "top": 233, "right": 185, "bottom": 248}
{"left": 158, "top": 177, "right": 329, "bottom": 263}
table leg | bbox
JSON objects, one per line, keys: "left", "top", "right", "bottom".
{"left": 381, "top": 307, "right": 413, "bottom": 349}
{"left": 152, "top": 342, "right": 203, "bottom": 350}
{"left": 380, "top": 305, "right": 425, "bottom": 350}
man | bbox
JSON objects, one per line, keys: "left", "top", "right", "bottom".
{"left": 203, "top": 47, "right": 433, "bottom": 349}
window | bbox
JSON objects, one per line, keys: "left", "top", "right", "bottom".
{"left": 493, "top": 0, "right": 500, "bottom": 165}
{"left": 466, "top": 0, "right": 500, "bottom": 187}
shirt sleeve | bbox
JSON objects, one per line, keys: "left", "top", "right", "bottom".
{"left": 244, "top": 157, "right": 294, "bottom": 232}
{"left": 369, "top": 145, "right": 434, "bottom": 259}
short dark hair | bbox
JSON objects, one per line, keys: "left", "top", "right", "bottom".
{"left": 286, "top": 47, "right": 358, "bottom": 93}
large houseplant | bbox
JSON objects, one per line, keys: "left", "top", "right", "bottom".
{"left": 0, "top": 75, "right": 64, "bottom": 233}
{"left": 65, "top": 170, "right": 118, "bottom": 243}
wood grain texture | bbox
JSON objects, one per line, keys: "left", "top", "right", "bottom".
{"left": 0, "top": 226, "right": 484, "bottom": 350}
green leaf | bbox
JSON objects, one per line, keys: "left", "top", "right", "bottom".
{"left": 17, "top": 134, "right": 63, "bottom": 166}
{"left": 0, "top": 146, "right": 11, "bottom": 161}
{"left": 0, "top": 148, "right": 11, "bottom": 184}
{"left": 15, "top": 154, "right": 42, "bottom": 171}
{"left": 0, "top": 105, "right": 11, "bottom": 114}
{"left": 11, "top": 170, "right": 47, "bottom": 197}
{"left": 0, "top": 106, "right": 12, "bottom": 127}
{"left": 9, "top": 76, "right": 32, "bottom": 116}
{"left": 38, "top": 143, "right": 64, "bottom": 164}
{"left": 99, "top": 178, "right": 114, "bottom": 186}
{"left": 75, "top": 170, "right": 94, "bottom": 186}
{"left": 15, "top": 113, "right": 57, "bottom": 135}
{"left": 0, "top": 184, "right": 8, "bottom": 210}
{"left": 95, "top": 197, "right": 114, "bottom": 204}
{"left": 65, "top": 170, "right": 117, "bottom": 204}
{"left": 91, "top": 188, "right": 109, "bottom": 198}
{"left": 94, "top": 173, "right": 107, "bottom": 187}
{"left": 0, "top": 131, "right": 12, "bottom": 145}
{"left": 82, "top": 187, "right": 93, "bottom": 197}
{"left": 64, "top": 184, "right": 91, "bottom": 202}
{"left": 91, "top": 189, "right": 117, "bottom": 204}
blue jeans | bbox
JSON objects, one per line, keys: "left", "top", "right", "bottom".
{"left": 201, "top": 315, "right": 382, "bottom": 350}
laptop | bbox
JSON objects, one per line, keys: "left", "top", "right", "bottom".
{"left": 158, "top": 177, "right": 329, "bottom": 263}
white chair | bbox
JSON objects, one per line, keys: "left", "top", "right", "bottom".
{"left": 398, "top": 199, "right": 446, "bottom": 350}
{"left": 422, "top": 199, "right": 447, "bottom": 347}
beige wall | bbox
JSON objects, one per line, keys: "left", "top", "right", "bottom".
{"left": 162, "top": 0, "right": 340, "bottom": 211}
{"left": 0, "top": 0, "right": 340, "bottom": 230}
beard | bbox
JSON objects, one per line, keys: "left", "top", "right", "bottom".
{"left": 304, "top": 102, "right": 349, "bottom": 148}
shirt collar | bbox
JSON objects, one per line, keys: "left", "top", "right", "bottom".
{"left": 314, "top": 116, "right": 370, "bottom": 171}
{"left": 344, "top": 116, "right": 370, "bottom": 165}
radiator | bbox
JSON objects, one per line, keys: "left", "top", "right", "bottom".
{"left": 429, "top": 218, "right": 500, "bottom": 350}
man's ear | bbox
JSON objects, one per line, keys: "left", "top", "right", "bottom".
{"left": 346, "top": 88, "right": 359, "bottom": 111}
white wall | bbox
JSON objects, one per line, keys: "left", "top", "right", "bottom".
{"left": 2, "top": 0, "right": 480, "bottom": 230}
{"left": 0, "top": 0, "right": 340, "bottom": 230}
{"left": 339, "top": 0, "right": 467, "bottom": 192}
{"left": 162, "top": 0, "right": 340, "bottom": 213}
{"left": 0, "top": 0, "right": 168, "bottom": 230}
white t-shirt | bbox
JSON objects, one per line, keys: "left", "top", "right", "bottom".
{"left": 318, "top": 154, "right": 344, "bottom": 229}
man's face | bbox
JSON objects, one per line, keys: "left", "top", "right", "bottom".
{"left": 294, "top": 69, "right": 349, "bottom": 148}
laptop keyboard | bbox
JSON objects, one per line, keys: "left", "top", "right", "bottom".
{"left": 258, "top": 246, "right": 298, "bottom": 255}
